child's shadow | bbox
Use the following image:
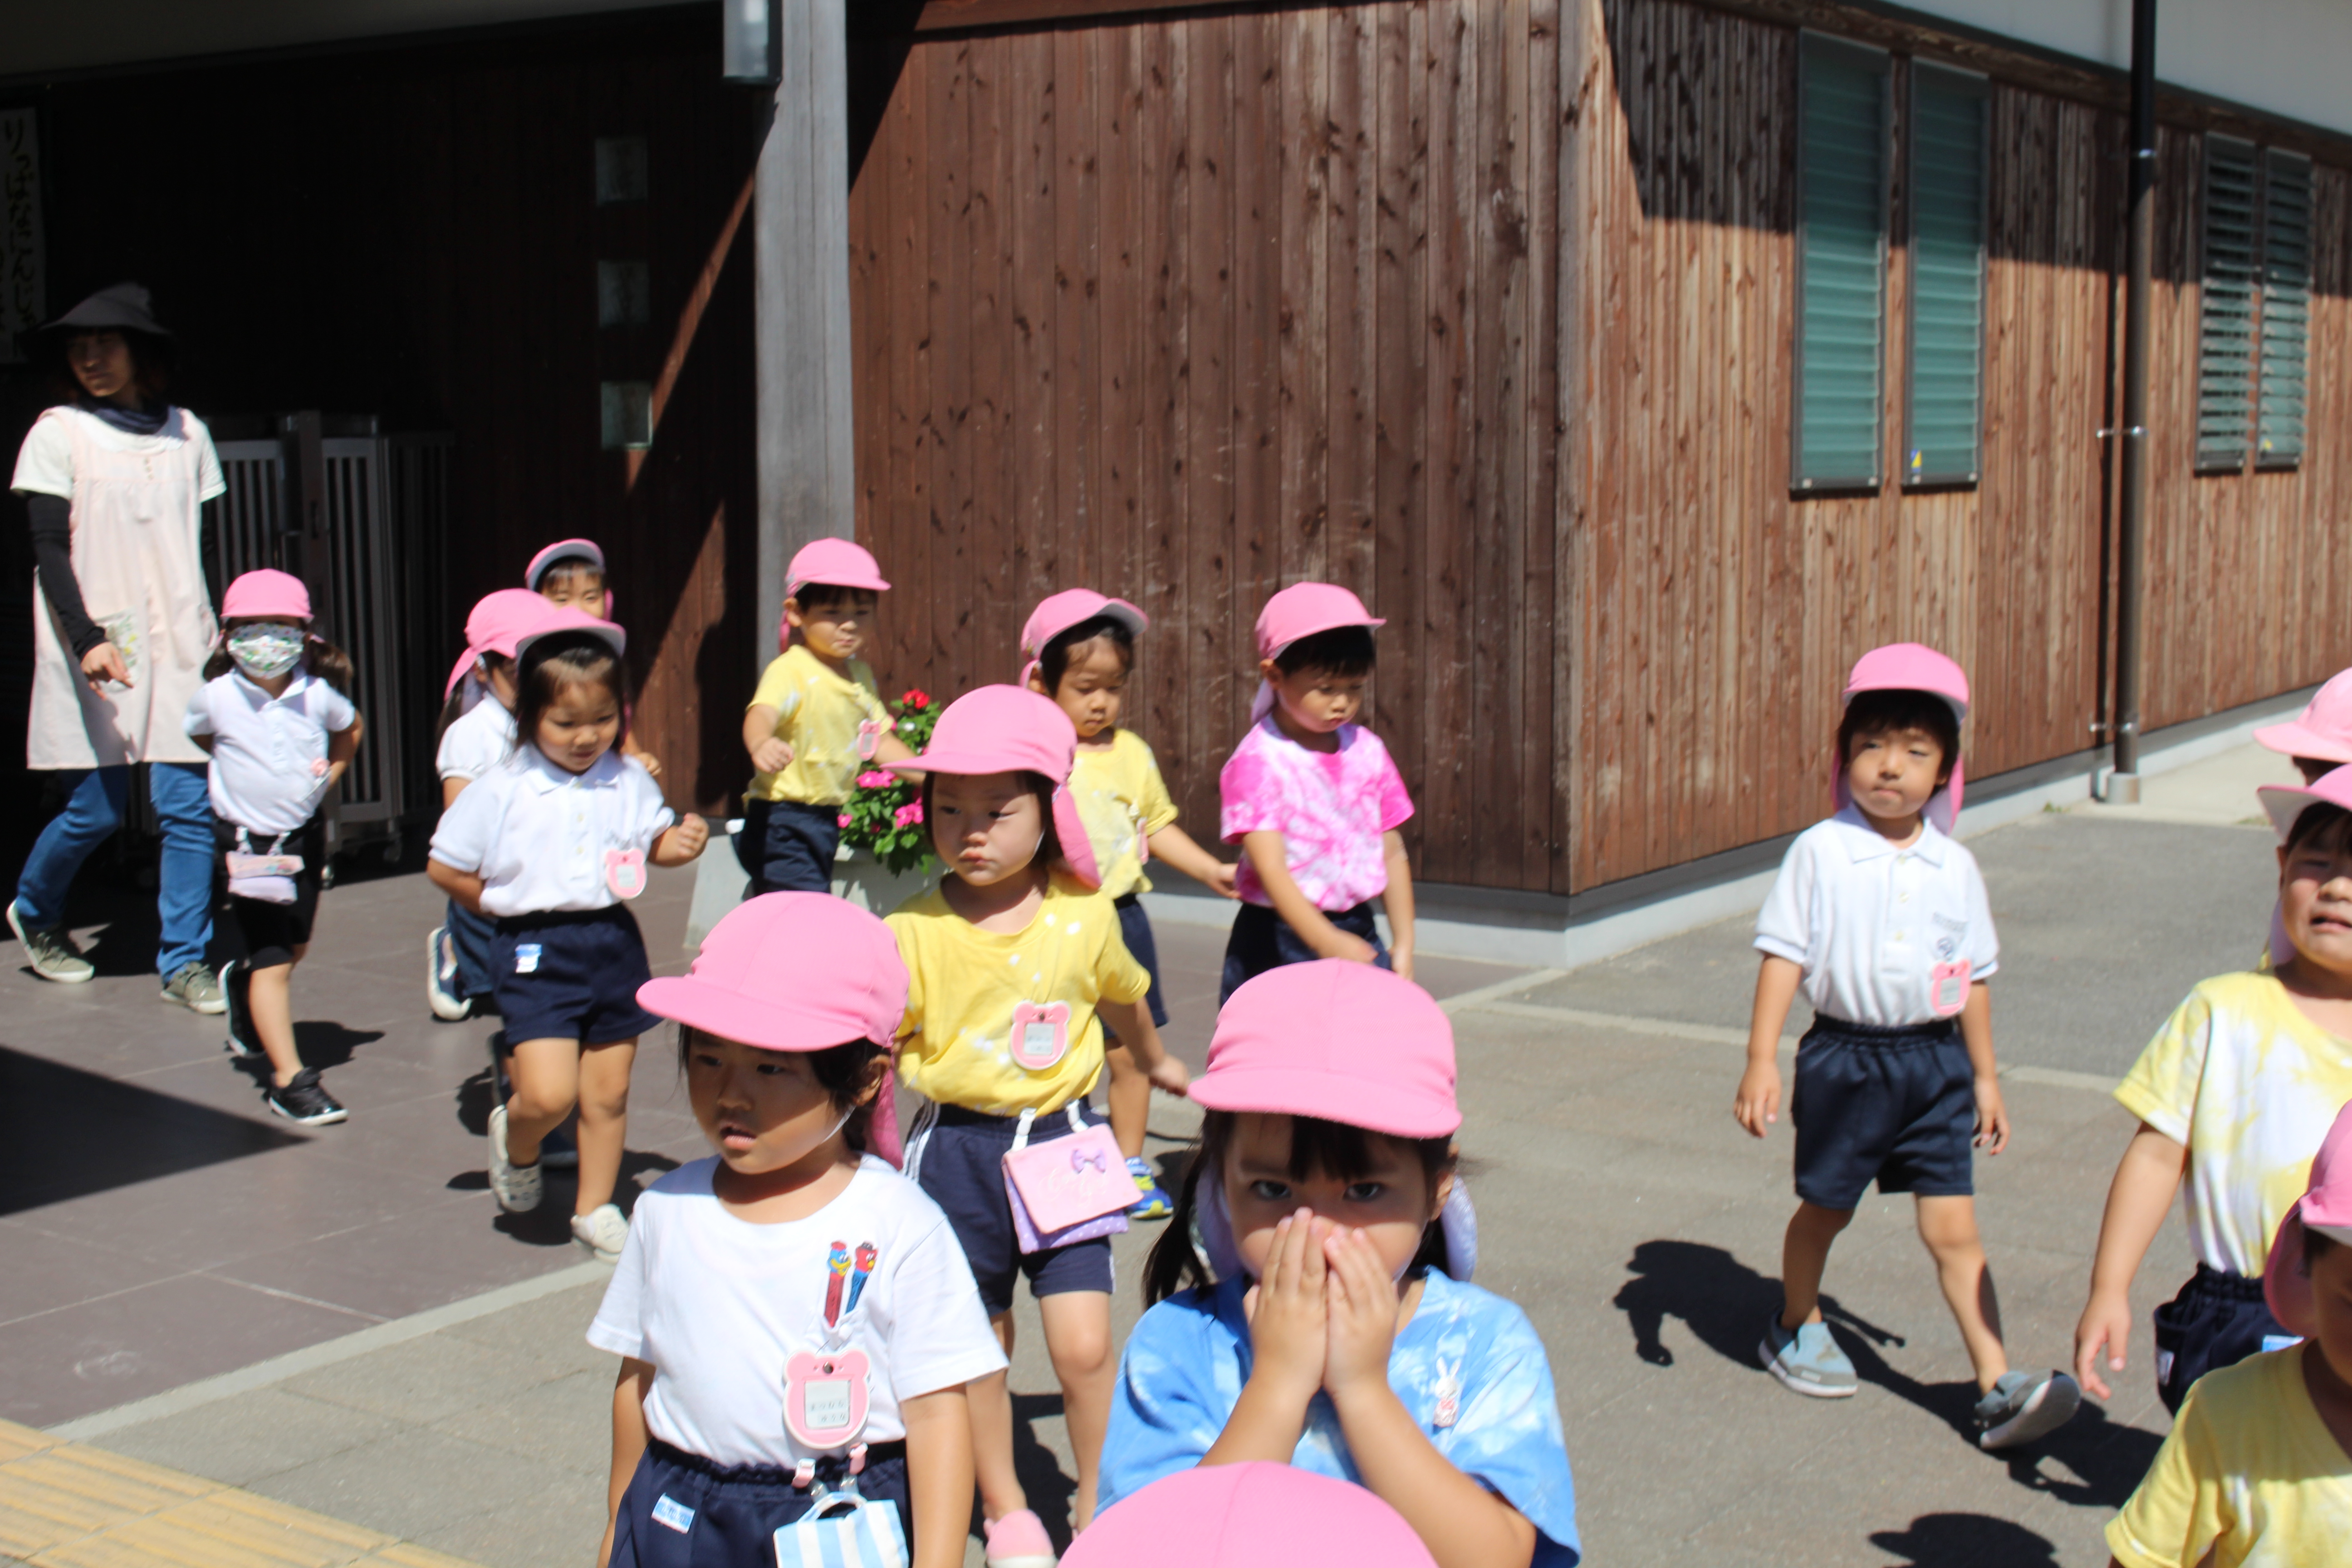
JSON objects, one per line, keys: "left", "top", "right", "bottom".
{"left": 1868, "top": 1513, "right": 2060, "bottom": 1566}
{"left": 967, "top": 1392, "right": 1077, "bottom": 1552}
{"left": 225, "top": 1022, "right": 382, "bottom": 1087}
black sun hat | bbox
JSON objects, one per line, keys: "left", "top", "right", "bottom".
{"left": 40, "top": 282, "right": 171, "bottom": 339}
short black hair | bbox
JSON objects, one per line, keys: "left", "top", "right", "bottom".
{"left": 675, "top": 1026, "right": 890, "bottom": 1155}
{"left": 789, "top": 582, "right": 875, "bottom": 611}
{"left": 1837, "top": 688, "right": 1960, "bottom": 779}
{"left": 537, "top": 555, "right": 604, "bottom": 593}
{"left": 1273, "top": 624, "right": 1377, "bottom": 680}
{"left": 920, "top": 768, "right": 1063, "bottom": 872}
{"left": 512, "top": 632, "right": 632, "bottom": 755}
{"left": 2285, "top": 802, "right": 2352, "bottom": 857}
{"left": 1040, "top": 615, "right": 1137, "bottom": 693}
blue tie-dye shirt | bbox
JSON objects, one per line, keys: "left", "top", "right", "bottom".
{"left": 1098, "top": 1269, "right": 1579, "bottom": 1564}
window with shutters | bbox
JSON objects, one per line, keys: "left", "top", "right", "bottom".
{"left": 2199, "top": 137, "right": 2310, "bottom": 472}
{"left": 1794, "top": 34, "right": 1891, "bottom": 492}
{"left": 1905, "top": 64, "right": 1988, "bottom": 486}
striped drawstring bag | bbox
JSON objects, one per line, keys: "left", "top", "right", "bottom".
{"left": 772, "top": 1482, "right": 908, "bottom": 1568}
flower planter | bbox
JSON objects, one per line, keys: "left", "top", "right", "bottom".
{"left": 830, "top": 843, "right": 937, "bottom": 916}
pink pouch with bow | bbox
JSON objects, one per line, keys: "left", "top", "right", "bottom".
{"left": 1002, "top": 1105, "right": 1132, "bottom": 1252}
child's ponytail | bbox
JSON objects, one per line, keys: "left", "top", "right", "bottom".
{"left": 303, "top": 633, "right": 356, "bottom": 698}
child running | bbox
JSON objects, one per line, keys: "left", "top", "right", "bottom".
{"left": 1099, "top": 961, "right": 1579, "bottom": 1568}
{"left": 2104, "top": 1099, "right": 2352, "bottom": 1568}
{"left": 427, "top": 610, "right": 707, "bottom": 1260}
{"left": 740, "top": 539, "right": 913, "bottom": 894}
{"left": 426, "top": 589, "right": 551, "bottom": 1023}
{"left": 1022, "top": 588, "right": 1237, "bottom": 1219}
{"left": 1219, "top": 582, "right": 1415, "bottom": 1004}
{"left": 2074, "top": 765, "right": 2352, "bottom": 1412}
{"left": 528, "top": 538, "right": 662, "bottom": 778}
{"left": 592, "top": 893, "right": 1005, "bottom": 1568}
{"left": 1734, "top": 643, "right": 2079, "bottom": 1447}
{"left": 884, "top": 684, "right": 1187, "bottom": 1563}
{"left": 187, "top": 569, "right": 362, "bottom": 1126}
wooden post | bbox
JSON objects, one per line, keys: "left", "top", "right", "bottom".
{"left": 754, "top": 0, "right": 854, "bottom": 663}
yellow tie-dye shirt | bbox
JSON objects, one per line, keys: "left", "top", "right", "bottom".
{"left": 2116, "top": 971, "right": 2352, "bottom": 1277}
{"left": 2107, "top": 1347, "right": 2352, "bottom": 1568}
{"left": 743, "top": 645, "right": 892, "bottom": 807}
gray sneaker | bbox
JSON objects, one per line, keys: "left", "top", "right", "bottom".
{"left": 161, "top": 961, "right": 227, "bottom": 1014}
{"left": 8, "top": 901, "right": 94, "bottom": 983}
{"left": 1759, "top": 1310, "right": 1859, "bottom": 1398}
{"left": 1975, "top": 1369, "right": 2081, "bottom": 1450}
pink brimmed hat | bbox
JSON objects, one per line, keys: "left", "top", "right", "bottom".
{"left": 1249, "top": 582, "right": 1382, "bottom": 721}
{"left": 1019, "top": 588, "right": 1148, "bottom": 685}
{"left": 525, "top": 538, "right": 605, "bottom": 592}
{"left": 1065, "top": 1463, "right": 1436, "bottom": 1568}
{"left": 785, "top": 538, "right": 891, "bottom": 600}
{"left": 1194, "top": 960, "right": 1458, "bottom": 1139}
{"left": 515, "top": 605, "right": 627, "bottom": 668}
{"left": 2264, "top": 1098, "right": 2352, "bottom": 1340}
{"left": 2254, "top": 670, "right": 2352, "bottom": 767}
{"left": 444, "top": 588, "right": 559, "bottom": 701}
{"left": 1834, "top": 642, "right": 1971, "bottom": 834}
{"left": 220, "top": 568, "right": 312, "bottom": 623}
{"left": 2256, "top": 763, "right": 2352, "bottom": 842}
{"left": 885, "top": 685, "right": 1100, "bottom": 888}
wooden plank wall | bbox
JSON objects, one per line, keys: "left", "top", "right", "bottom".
{"left": 848, "top": 2, "right": 1568, "bottom": 890}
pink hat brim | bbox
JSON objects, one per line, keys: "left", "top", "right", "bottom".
{"left": 526, "top": 539, "right": 605, "bottom": 590}
{"left": 1188, "top": 1063, "right": 1460, "bottom": 1140}
{"left": 2254, "top": 721, "right": 2352, "bottom": 764}
{"left": 637, "top": 974, "right": 889, "bottom": 1054}
{"left": 885, "top": 747, "right": 1027, "bottom": 779}
{"left": 2264, "top": 1200, "right": 2320, "bottom": 1340}
{"left": 516, "top": 619, "right": 627, "bottom": 667}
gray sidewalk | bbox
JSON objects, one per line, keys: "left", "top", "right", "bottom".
{"left": 15, "top": 745, "right": 2306, "bottom": 1566}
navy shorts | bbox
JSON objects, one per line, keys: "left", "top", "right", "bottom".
{"left": 215, "top": 816, "right": 325, "bottom": 969}
{"left": 445, "top": 899, "right": 500, "bottom": 1004}
{"left": 609, "top": 1437, "right": 911, "bottom": 1568}
{"left": 1790, "top": 1016, "right": 1975, "bottom": 1209}
{"left": 491, "top": 906, "right": 660, "bottom": 1045}
{"left": 737, "top": 798, "right": 842, "bottom": 896}
{"left": 2151, "top": 1263, "right": 2296, "bottom": 1413}
{"left": 1104, "top": 894, "right": 1169, "bottom": 1034}
{"left": 1220, "top": 898, "right": 1390, "bottom": 1005}
{"left": 906, "top": 1102, "right": 1116, "bottom": 1315}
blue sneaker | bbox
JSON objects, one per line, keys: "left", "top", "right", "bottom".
{"left": 1759, "top": 1309, "right": 1858, "bottom": 1398}
{"left": 1975, "top": 1369, "right": 2080, "bottom": 1450}
{"left": 1126, "top": 1155, "right": 1173, "bottom": 1221}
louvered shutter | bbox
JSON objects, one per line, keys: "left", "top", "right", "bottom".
{"left": 1906, "top": 64, "right": 1987, "bottom": 486}
{"left": 2198, "top": 135, "right": 2260, "bottom": 471}
{"left": 1795, "top": 34, "right": 1890, "bottom": 491}
{"left": 2258, "top": 149, "right": 2311, "bottom": 468}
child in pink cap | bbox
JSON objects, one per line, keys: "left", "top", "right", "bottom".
{"left": 591, "top": 894, "right": 1005, "bottom": 1568}
{"left": 185, "top": 570, "right": 363, "bottom": 1126}
{"left": 527, "top": 537, "right": 663, "bottom": 779}
{"left": 739, "top": 537, "right": 911, "bottom": 895}
{"left": 2075, "top": 766, "right": 2352, "bottom": 1416}
{"left": 883, "top": 684, "right": 1187, "bottom": 1564}
{"left": 1100, "top": 961, "right": 1578, "bottom": 1568}
{"left": 1218, "top": 582, "right": 1415, "bottom": 1005}
{"left": 2247, "top": 671, "right": 2352, "bottom": 971}
{"left": 2104, "top": 1098, "right": 2352, "bottom": 1568}
{"left": 1735, "top": 643, "right": 2080, "bottom": 1447}
{"left": 1022, "top": 587, "right": 1238, "bottom": 1220}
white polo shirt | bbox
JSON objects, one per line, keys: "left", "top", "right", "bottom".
{"left": 428, "top": 746, "right": 674, "bottom": 916}
{"left": 184, "top": 671, "right": 358, "bottom": 835}
{"left": 1754, "top": 804, "right": 1999, "bottom": 1028}
{"left": 435, "top": 692, "right": 516, "bottom": 784}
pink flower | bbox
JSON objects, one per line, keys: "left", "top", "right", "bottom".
{"left": 893, "top": 802, "right": 924, "bottom": 829}
{"left": 836, "top": 813, "right": 853, "bottom": 829}
{"left": 856, "top": 770, "right": 895, "bottom": 789}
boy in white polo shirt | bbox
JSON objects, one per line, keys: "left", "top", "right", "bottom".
{"left": 1733, "top": 644, "right": 2079, "bottom": 1450}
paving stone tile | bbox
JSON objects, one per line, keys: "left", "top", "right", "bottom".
{"left": 277, "top": 1332, "right": 580, "bottom": 1428}
{"left": 97, "top": 1387, "right": 406, "bottom": 1490}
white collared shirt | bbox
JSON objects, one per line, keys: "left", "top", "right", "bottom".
{"left": 1754, "top": 804, "right": 1999, "bottom": 1028}
{"left": 427, "top": 746, "right": 674, "bottom": 916}
{"left": 185, "top": 670, "right": 358, "bottom": 835}
{"left": 435, "top": 691, "right": 516, "bottom": 783}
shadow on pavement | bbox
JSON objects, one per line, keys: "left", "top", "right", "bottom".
{"left": 1612, "top": 1239, "right": 1903, "bottom": 1369}
{"left": 1003, "top": 1389, "right": 1077, "bottom": 1550}
{"left": 1867, "top": 1512, "right": 2061, "bottom": 1565}
{"left": 0, "top": 1044, "right": 305, "bottom": 1213}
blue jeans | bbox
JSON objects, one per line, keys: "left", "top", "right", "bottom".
{"left": 15, "top": 763, "right": 216, "bottom": 978}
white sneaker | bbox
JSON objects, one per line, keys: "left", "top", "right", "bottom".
{"left": 572, "top": 1202, "right": 629, "bottom": 1263}
{"left": 486, "top": 1105, "right": 542, "bottom": 1213}
{"left": 426, "top": 927, "right": 472, "bottom": 1020}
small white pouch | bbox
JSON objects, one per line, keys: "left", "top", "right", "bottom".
{"left": 773, "top": 1480, "right": 906, "bottom": 1568}
{"left": 225, "top": 829, "right": 301, "bottom": 905}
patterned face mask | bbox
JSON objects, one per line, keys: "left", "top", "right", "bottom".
{"left": 227, "top": 624, "right": 306, "bottom": 680}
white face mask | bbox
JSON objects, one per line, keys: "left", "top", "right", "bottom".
{"left": 228, "top": 624, "right": 305, "bottom": 680}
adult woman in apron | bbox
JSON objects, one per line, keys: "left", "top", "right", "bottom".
{"left": 6, "top": 284, "right": 224, "bottom": 1012}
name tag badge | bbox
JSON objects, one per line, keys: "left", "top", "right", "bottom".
{"left": 1928, "top": 959, "right": 1971, "bottom": 1018}
{"left": 514, "top": 942, "right": 543, "bottom": 975}
{"left": 855, "top": 719, "right": 885, "bottom": 761}
{"left": 784, "top": 1349, "right": 871, "bottom": 1450}
{"left": 651, "top": 1495, "right": 695, "bottom": 1534}
{"left": 604, "top": 848, "right": 647, "bottom": 900}
{"left": 1009, "top": 1000, "right": 1071, "bottom": 1071}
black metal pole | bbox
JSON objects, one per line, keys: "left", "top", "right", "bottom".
{"left": 2113, "top": 0, "right": 2156, "bottom": 791}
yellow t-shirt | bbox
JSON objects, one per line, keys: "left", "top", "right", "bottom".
{"left": 888, "top": 878, "right": 1151, "bottom": 1117}
{"left": 1068, "top": 729, "right": 1181, "bottom": 902}
{"left": 2116, "top": 971, "right": 2352, "bottom": 1277}
{"left": 745, "top": 645, "right": 891, "bottom": 807}
{"left": 2107, "top": 1347, "right": 2352, "bottom": 1568}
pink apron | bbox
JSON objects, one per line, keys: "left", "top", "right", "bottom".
{"left": 25, "top": 407, "right": 216, "bottom": 769}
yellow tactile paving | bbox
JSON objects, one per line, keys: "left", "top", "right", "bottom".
{"left": 0, "top": 1420, "right": 488, "bottom": 1568}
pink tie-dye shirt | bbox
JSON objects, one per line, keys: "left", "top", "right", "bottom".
{"left": 1220, "top": 716, "right": 1415, "bottom": 910}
